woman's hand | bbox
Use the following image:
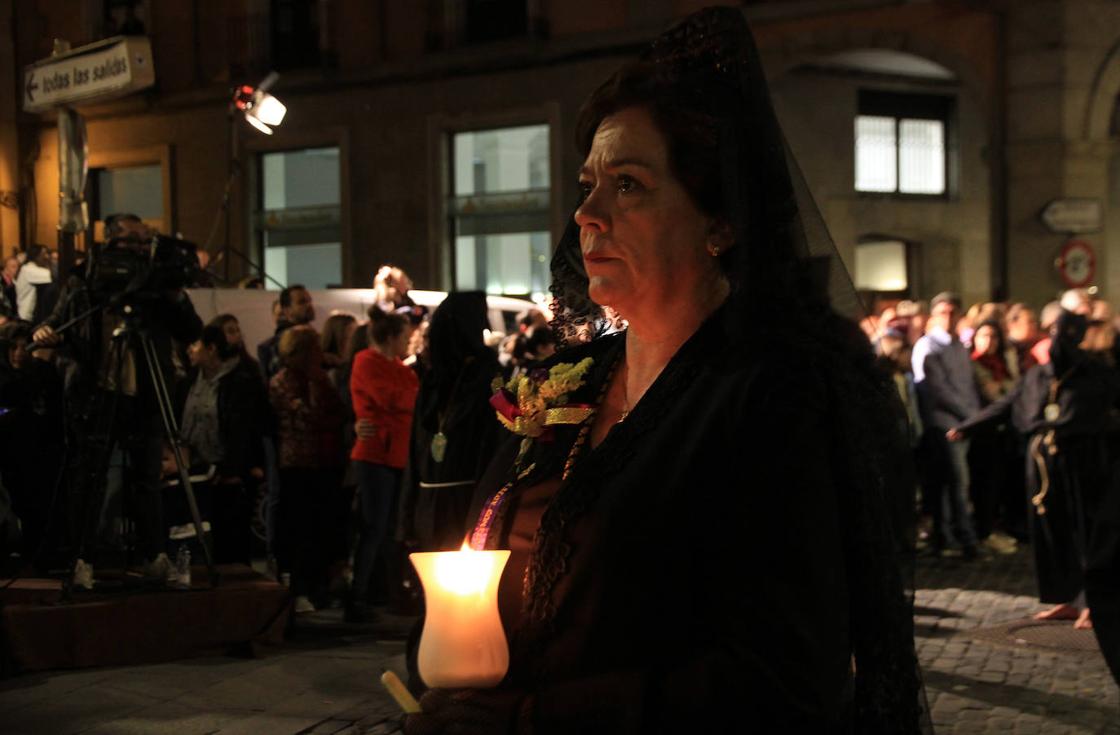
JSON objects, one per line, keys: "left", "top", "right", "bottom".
{"left": 356, "top": 418, "right": 378, "bottom": 439}
{"left": 946, "top": 428, "right": 964, "bottom": 442}
{"left": 404, "top": 688, "right": 527, "bottom": 735}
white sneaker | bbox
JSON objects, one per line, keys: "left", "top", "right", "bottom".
{"left": 72, "top": 559, "right": 94, "bottom": 590}
{"left": 983, "top": 532, "right": 1018, "bottom": 555}
{"left": 293, "top": 595, "right": 316, "bottom": 614}
{"left": 142, "top": 552, "right": 177, "bottom": 585}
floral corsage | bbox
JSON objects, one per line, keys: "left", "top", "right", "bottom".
{"left": 491, "top": 358, "right": 595, "bottom": 462}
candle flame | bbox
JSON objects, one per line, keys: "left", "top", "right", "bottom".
{"left": 434, "top": 543, "right": 497, "bottom": 595}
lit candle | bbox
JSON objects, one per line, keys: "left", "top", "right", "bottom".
{"left": 410, "top": 543, "right": 511, "bottom": 688}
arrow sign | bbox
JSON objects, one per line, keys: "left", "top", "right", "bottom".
{"left": 23, "top": 36, "right": 154, "bottom": 113}
{"left": 1040, "top": 198, "right": 1102, "bottom": 234}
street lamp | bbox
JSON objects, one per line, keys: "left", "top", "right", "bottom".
{"left": 233, "top": 71, "right": 286, "bottom": 135}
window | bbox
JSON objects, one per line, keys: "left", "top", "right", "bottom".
{"left": 854, "top": 239, "right": 909, "bottom": 293}
{"left": 855, "top": 91, "right": 951, "bottom": 195}
{"left": 449, "top": 124, "right": 551, "bottom": 300}
{"left": 103, "top": 0, "right": 148, "bottom": 37}
{"left": 270, "top": 0, "right": 322, "bottom": 70}
{"left": 464, "top": 0, "right": 528, "bottom": 44}
{"left": 257, "top": 147, "right": 342, "bottom": 289}
{"left": 87, "top": 163, "right": 164, "bottom": 239}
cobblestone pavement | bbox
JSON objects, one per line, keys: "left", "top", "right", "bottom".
{"left": 2, "top": 548, "right": 1118, "bottom": 733}
{"left": 916, "top": 546, "right": 1120, "bottom": 734}
{"left": 0, "top": 617, "right": 413, "bottom": 735}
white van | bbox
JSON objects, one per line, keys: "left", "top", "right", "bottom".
{"left": 185, "top": 288, "right": 542, "bottom": 351}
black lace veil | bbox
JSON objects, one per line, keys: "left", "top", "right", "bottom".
{"left": 549, "top": 7, "right": 931, "bottom": 733}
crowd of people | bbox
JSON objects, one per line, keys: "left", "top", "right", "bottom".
{"left": 2, "top": 221, "right": 1118, "bottom": 634}
{"left": 864, "top": 288, "right": 1120, "bottom": 631}
{"left": 0, "top": 244, "right": 558, "bottom": 622}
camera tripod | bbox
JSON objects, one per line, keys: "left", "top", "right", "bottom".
{"left": 64, "top": 301, "right": 217, "bottom": 598}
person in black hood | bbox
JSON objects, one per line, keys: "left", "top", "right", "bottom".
{"left": 398, "top": 292, "right": 502, "bottom": 553}
{"left": 952, "top": 306, "right": 1120, "bottom": 653}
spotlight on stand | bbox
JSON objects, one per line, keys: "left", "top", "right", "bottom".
{"left": 233, "top": 71, "right": 286, "bottom": 135}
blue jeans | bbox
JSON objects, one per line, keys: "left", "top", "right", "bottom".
{"left": 932, "top": 433, "right": 978, "bottom": 550}
{"left": 351, "top": 461, "right": 401, "bottom": 603}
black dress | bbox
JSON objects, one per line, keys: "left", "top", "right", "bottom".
{"left": 463, "top": 319, "right": 886, "bottom": 733}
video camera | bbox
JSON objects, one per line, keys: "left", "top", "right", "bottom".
{"left": 88, "top": 235, "right": 202, "bottom": 298}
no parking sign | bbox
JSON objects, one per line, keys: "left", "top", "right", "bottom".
{"left": 1055, "top": 239, "right": 1096, "bottom": 288}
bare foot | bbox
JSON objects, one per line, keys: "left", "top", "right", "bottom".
{"left": 1074, "top": 608, "right": 1093, "bottom": 630}
{"left": 1034, "top": 603, "right": 1080, "bottom": 621}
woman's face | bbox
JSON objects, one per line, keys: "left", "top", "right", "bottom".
{"left": 8, "top": 337, "right": 29, "bottom": 370}
{"left": 188, "top": 340, "right": 217, "bottom": 368}
{"left": 973, "top": 325, "right": 998, "bottom": 356}
{"left": 575, "top": 107, "right": 722, "bottom": 320}
{"left": 222, "top": 319, "right": 243, "bottom": 348}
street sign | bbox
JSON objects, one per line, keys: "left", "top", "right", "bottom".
{"left": 23, "top": 36, "right": 154, "bottom": 113}
{"left": 1040, "top": 198, "right": 1102, "bottom": 234}
{"left": 1055, "top": 239, "right": 1096, "bottom": 288}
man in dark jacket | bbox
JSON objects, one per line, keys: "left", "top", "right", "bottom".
{"left": 912, "top": 291, "right": 982, "bottom": 557}
{"left": 257, "top": 284, "right": 315, "bottom": 381}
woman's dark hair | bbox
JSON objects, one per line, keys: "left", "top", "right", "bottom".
{"left": 198, "top": 324, "right": 239, "bottom": 360}
{"left": 344, "top": 321, "right": 371, "bottom": 364}
{"left": 367, "top": 305, "right": 409, "bottom": 345}
{"left": 208, "top": 313, "right": 237, "bottom": 332}
{"left": 974, "top": 318, "right": 1007, "bottom": 355}
{"left": 576, "top": 61, "right": 724, "bottom": 222}
{"left": 0, "top": 320, "right": 32, "bottom": 370}
{"left": 322, "top": 312, "right": 357, "bottom": 358}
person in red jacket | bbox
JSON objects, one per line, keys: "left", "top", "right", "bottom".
{"left": 347, "top": 306, "right": 418, "bottom": 621}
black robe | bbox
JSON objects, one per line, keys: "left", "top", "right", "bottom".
{"left": 450, "top": 318, "right": 917, "bottom": 733}
{"left": 399, "top": 355, "right": 502, "bottom": 552}
{"left": 956, "top": 359, "right": 1119, "bottom": 603}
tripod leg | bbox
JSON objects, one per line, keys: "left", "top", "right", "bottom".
{"left": 136, "top": 334, "right": 219, "bottom": 587}
{"left": 63, "top": 387, "right": 120, "bottom": 599}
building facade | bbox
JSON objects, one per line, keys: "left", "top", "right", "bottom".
{"left": 0, "top": 0, "right": 1118, "bottom": 310}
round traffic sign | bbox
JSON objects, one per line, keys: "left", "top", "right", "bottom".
{"left": 1055, "top": 239, "right": 1096, "bottom": 288}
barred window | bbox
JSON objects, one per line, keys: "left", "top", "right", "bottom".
{"left": 855, "top": 91, "right": 951, "bottom": 196}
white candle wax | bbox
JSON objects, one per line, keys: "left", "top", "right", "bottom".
{"left": 410, "top": 546, "right": 511, "bottom": 688}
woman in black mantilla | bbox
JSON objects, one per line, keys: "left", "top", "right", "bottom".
{"left": 404, "top": 8, "right": 925, "bottom": 734}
